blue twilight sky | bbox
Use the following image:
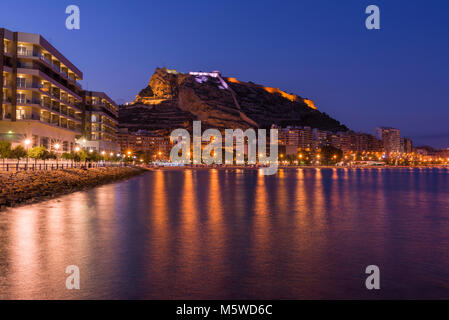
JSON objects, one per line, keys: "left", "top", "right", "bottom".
{"left": 1, "top": 0, "right": 448, "bottom": 147}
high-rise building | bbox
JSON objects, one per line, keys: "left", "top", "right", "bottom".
{"left": 349, "top": 132, "right": 383, "bottom": 153}
{"left": 1, "top": 28, "right": 117, "bottom": 154}
{"left": 117, "top": 128, "right": 172, "bottom": 155}
{"left": 375, "top": 127, "right": 401, "bottom": 156}
{"left": 400, "top": 137, "right": 413, "bottom": 154}
{"left": 278, "top": 126, "right": 314, "bottom": 154}
{"left": 81, "top": 91, "right": 119, "bottom": 153}
{"left": 1, "top": 28, "right": 84, "bottom": 152}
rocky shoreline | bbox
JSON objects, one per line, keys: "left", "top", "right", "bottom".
{"left": 0, "top": 166, "right": 148, "bottom": 210}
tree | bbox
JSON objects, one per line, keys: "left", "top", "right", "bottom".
{"left": 10, "top": 145, "right": 27, "bottom": 164}
{"left": 61, "top": 152, "right": 73, "bottom": 161}
{"left": 28, "top": 146, "right": 47, "bottom": 165}
{"left": 0, "top": 140, "right": 12, "bottom": 168}
{"left": 320, "top": 145, "right": 343, "bottom": 165}
{"left": 76, "top": 150, "right": 88, "bottom": 165}
{"left": 297, "top": 149, "right": 313, "bottom": 165}
{"left": 87, "top": 151, "right": 100, "bottom": 163}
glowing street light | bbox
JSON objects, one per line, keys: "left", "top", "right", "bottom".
{"left": 24, "top": 139, "right": 31, "bottom": 168}
{"left": 75, "top": 146, "right": 80, "bottom": 152}
{"left": 54, "top": 143, "right": 60, "bottom": 167}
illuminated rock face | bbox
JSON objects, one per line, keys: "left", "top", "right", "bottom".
{"left": 122, "top": 68, "right": 347, "bottom": 132}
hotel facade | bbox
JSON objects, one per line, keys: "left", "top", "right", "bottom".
{"left": 80, "top": 91, "right": 120, "bottom": 153}
{"left": 0, "top": 28, "right": 118, "bottom": 153}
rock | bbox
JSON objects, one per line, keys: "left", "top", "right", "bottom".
{"left": 120, "top": 67, "right": 348, "bottom": 132}
{"left": 0, "top": 167, "right": 147, "bottom": 210}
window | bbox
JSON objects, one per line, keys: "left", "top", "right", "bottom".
{"left": 41, "top": 137, "right": 49, "bottom": 149}
{"left": 17, "top": 93, "right": 26, "bottom": 104}
{"left": 17, "top": 77, "right": 27, "bottom": 88}
{"left": 16, "top": 108, "right": 25, "bottom": 120}
{"left": 17, "top": 46, "right": 29, "bottom": 56}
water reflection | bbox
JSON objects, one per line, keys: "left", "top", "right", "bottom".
{"left": 0, "top": 168, "right": 449, "bottom": 299}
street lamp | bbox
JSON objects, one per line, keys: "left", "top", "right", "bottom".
{"left": 75, "top": 146, "right": 80, "bottom": 152}
{"left": 54, "top": 143, "right": 60, "bottom": 167}
{"left": 24, "top": 139, "right": 31, "bottom": 169}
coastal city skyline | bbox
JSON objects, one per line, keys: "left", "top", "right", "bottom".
{"left": 1, "top": 0, "right": 448, "bottom": 148}
{"left": 1, "top": 26, "right": 447, "bottom": 169}
{"left": 1, "top": 0, "right": 449, "bottom": 306}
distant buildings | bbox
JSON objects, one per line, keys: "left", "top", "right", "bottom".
{"left": 117, "top": 128, "right": 172, "bottom": 155}
{"left": 276, "top": 125, "right": 383, "bottom": 155}
{"left": 400, "top": 137, "right": 413, "bottom": 154}
{"left": 278, "top": 126, "right": 313, "bottom": 154}
{"left": 0, "top": 28, "right": 119, "bottom": 153}
{"left": 375, "top": 127, "right": 401, "bottom": 156}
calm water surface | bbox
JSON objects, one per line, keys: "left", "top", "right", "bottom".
{"left": 0, "top": 168, "right": 448, "bottom": 299}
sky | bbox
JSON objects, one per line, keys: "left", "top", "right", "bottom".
{"left": 1, "top": 0, "right": 448, "bottom": 148}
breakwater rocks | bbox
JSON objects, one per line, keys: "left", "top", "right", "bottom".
{"left": 0, "top": 166, "right": 147, "bottom": 209}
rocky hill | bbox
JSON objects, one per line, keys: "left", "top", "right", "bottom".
{"left": 119, "top": 68, "right": 348, "bottom": 133}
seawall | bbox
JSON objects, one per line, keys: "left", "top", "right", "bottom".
{"left": 0, "top": 166, "right": 147, "bottom": 210}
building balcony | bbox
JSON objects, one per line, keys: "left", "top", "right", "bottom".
{"left": 3, "top": 79, "right": 11, "bottom": 87}
{"left": 17, "top": 54, "right": 82, "bottom": 89}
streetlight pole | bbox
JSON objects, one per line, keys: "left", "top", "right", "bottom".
{"left": 54, "top": 143, "right": 60, "bottom": 168}
{"left": 24, "top": 138, "right": 31, "bottom": 170}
